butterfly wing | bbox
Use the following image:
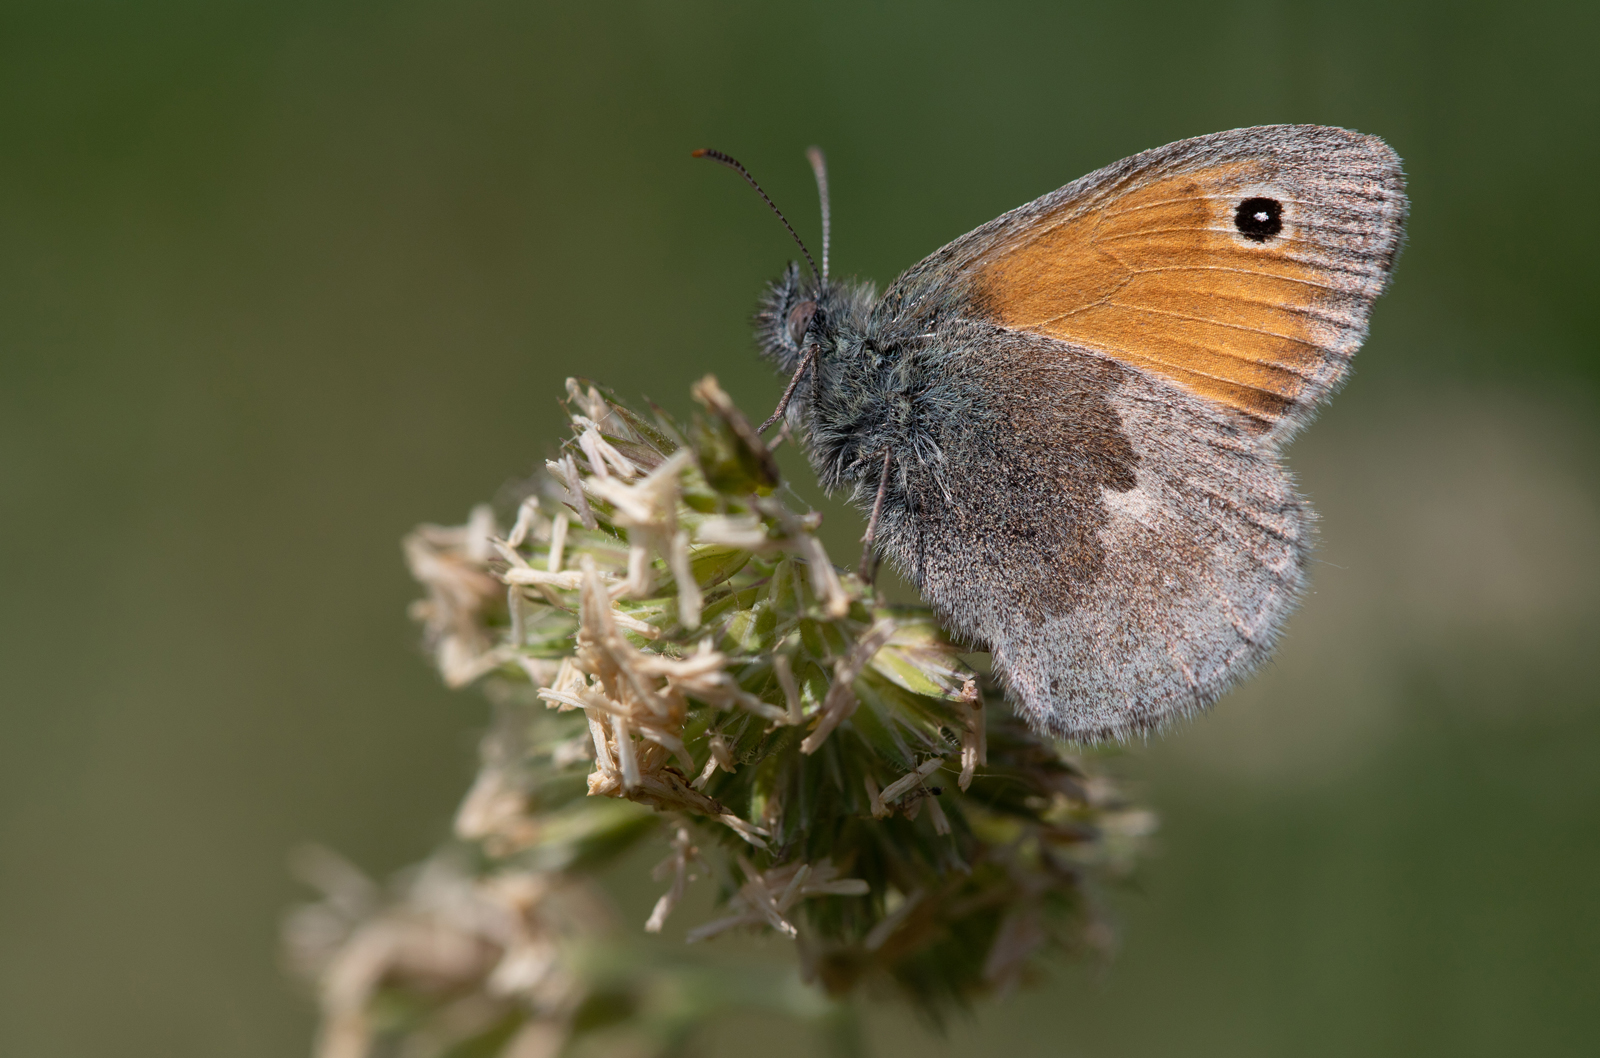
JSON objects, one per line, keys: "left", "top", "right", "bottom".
{"left": 867, "top": 125, "right": 1406, "bottom": 739}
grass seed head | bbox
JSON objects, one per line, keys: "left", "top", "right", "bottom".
{"left": 288, "top": 377, "right": 1154, "bottom": 1056}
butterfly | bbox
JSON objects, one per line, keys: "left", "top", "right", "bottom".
{"left": 700, "top": 125, "right": 1407, "bottom": 741}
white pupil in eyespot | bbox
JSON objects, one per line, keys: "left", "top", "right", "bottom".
{"left": 1254, "top": 211, "right": 1269, "bottom": 222}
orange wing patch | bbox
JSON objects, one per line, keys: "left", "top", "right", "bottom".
{"left": 975, "top": 162, "right": 1349, "bottom": 427}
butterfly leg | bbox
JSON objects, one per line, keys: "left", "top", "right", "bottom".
{"left": 858, "top": 448, "right": 893, "bottom": 583}
{"left": 766, "top": 419, "right": 794, "bottom": 452}
{"left": 757, "top": 343, "right": 819, "bottom": 433}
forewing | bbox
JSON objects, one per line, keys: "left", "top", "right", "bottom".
{"left": 876, "top": 125, "right": 1407, "bottom": 440}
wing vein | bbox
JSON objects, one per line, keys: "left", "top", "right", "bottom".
{"left": 1091, "top": 338, "right": 1305, "bottom": 392}
{"left": 1127, "top": 265, "right": 1350, "bottom": 292}
{"left": 1139, "top": 294, "right": 1355, "bottom": 329}
{"left": 1104, "top": 194, "right": 1395, "bottom": 219}
{"left": 1103, "top": 301, "right": 1323, "bottom": 348}
{"left": 1097, "top": 225, "right": 1392, "bottom": 251}
{"left": 1182, "top": 484, "right": 1300, "bottom": 546}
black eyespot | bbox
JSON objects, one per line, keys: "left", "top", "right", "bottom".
{"left": 1234, "top": 197, "right": 1283, "bottom": 242}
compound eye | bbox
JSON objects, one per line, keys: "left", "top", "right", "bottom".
{"left": 786, "top": 300, "right": 816, "bottom": 346}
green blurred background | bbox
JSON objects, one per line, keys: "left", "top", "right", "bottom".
{"left": 3, "top": 1, "right": 1597, "bottom": 1055}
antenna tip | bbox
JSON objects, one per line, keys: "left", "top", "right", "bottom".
{"left": 690, "top": 148, "right": 709, "bottom": 158}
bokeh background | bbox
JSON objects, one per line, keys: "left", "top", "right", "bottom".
{"left": 3, "top": 2, "right": 1597, "bottom": 1055}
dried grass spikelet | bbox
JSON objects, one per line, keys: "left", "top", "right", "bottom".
{"left": 284, "top": 847, "right": 603, "bottom": 1058}
{"left": 290, "top": 376, "right": 1154, "bottom": 1056}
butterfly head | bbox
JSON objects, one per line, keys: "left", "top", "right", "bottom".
{"left": 756, "top": 263, "right": 877, "bottom": 382}
{"left": 755, "top": 261, "right": 822, "bottom": 375}
{"left": 761, "top": 259, "right": 851, "bottom": 376}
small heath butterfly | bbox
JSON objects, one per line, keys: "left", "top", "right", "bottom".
{"left": 698, "top": 125, "right": 1407, "bottom": 741}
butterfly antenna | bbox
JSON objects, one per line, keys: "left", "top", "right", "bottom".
{"left": 806, "top": 146, "right": 830, "bottom": 280}
{"left": 692, "top": 148, "right": 819, "bottom": 281}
